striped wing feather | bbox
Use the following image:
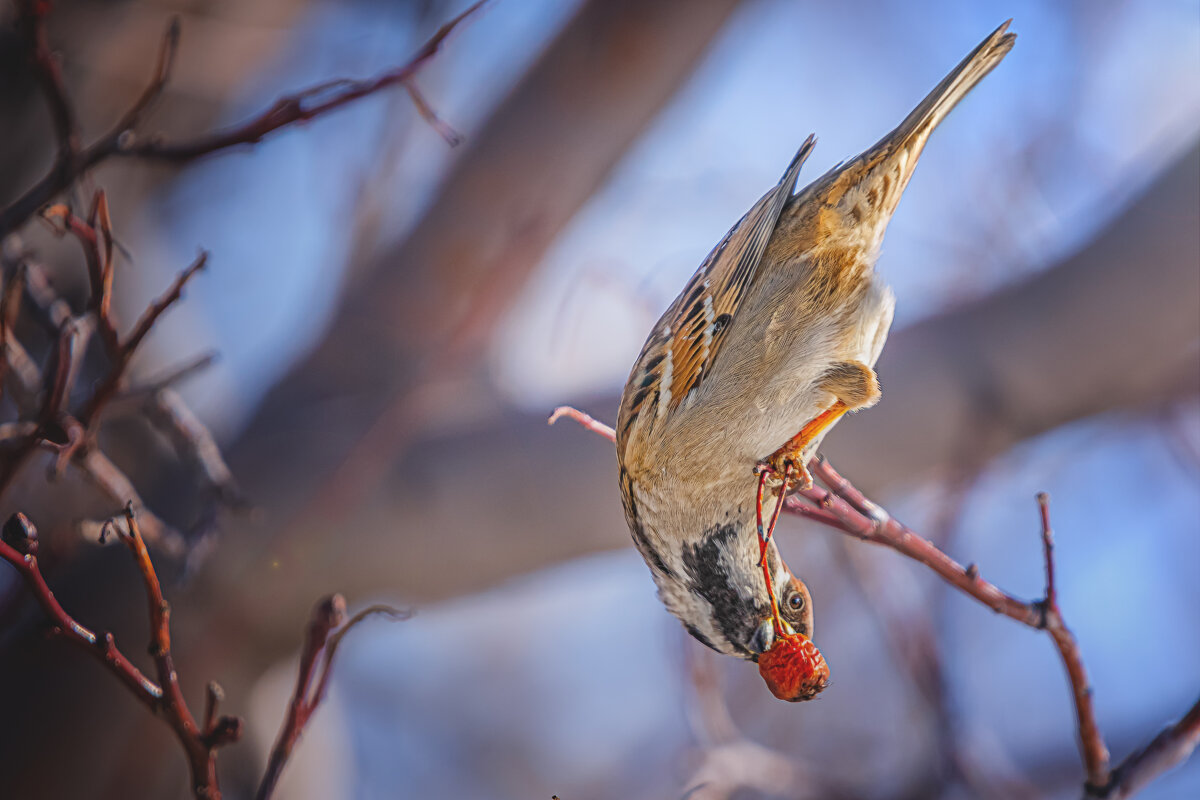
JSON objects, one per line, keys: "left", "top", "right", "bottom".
{"left": 621, "top": 137, "right": 815, "bottom": 440}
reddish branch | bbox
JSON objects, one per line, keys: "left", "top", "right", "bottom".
{"left": 548, "top": 406, "right": 1200, "bottom": 798}
{"left": 788, "top": 462, "right": 1113, "bottom": 788}
{"left": 13, "top": 0, "right": 80, "bottom": 170}
{"left": 78, "top": 249, "right": 208, "bottom": 428}
{"left": 1099, "top": 698, "right": 1200, "bottom": 799}
{"left": 256, "top": 597, "right": 406, "bottom": 800}
{"left": 0, "top": 1, "right": 450, "bottom": 793}
{"left": 41, "top": 198, "right": 121, "bottom": 356}
{"left": 0, "top": 236, "right": 207, "bottom": 515}
{"left": 0, "top": 508, "right": 242, "bottom": 799}
{"left": 0, "top": 0, "right": 481, "bottom": 236}
{"left": 1, "top": 233, "right": 233, "bottom": 552}
{"left": 1, "top": 510, "right": 404, "bottom": 799}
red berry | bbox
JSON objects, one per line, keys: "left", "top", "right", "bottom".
{"left": 758, "top": 633, "right": 830, "bottom": 702}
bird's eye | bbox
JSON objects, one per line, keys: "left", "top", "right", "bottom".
{"left": 787, "top": 593, "right": 804, "bottom": 611}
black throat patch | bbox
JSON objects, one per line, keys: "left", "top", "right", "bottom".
{"left": 681, "top": 522, "right": 766, "bottom": 658}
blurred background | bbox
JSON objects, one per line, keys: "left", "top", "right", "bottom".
{"left": 1, "top": 0, "right": 1198, "bottom": 798}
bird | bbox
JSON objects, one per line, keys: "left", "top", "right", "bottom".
{"left": 615, "top": 22, "right": 1015, "bottom": 669}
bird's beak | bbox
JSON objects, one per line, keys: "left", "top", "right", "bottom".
{"left": 749, "top": 620, "right": 774, "bottom": 656}
{"left": 749, "top": 617, "right": 797, "bottom": 657}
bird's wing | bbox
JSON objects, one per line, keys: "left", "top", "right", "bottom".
{"left": 619, "top": 137, "right": 815, "bottom": 442}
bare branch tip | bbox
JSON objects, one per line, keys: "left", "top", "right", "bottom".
{"left": 314, "top": 593, "right": 348, "bottom": 629}
{"left": 547, "top": 406, "right": 616, "bottom": 442}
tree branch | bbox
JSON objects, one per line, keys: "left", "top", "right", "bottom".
{"left": 0, "top": 1, "right": 481, "bottom": 236}
{"left": 3, "top": 508, "right": 403, "bottom": 799}
{"left": 549, "top": 406, "right": 1199, "bottom": 798}
{"left": 1098, "top": 698, "right": 1200, "bottom": 799}
{"left": 14, "top": 0, "right": 81, "bottom": 171}
{"left": 0, "top": 512, "right": 162, "bottom": 706}
{"left": 1, "top": 510, "right": 241, "bottom": 798}
{"left": 256, "top": 597, "right": 407, "bottom": 800}
{"left": 78, "top": 249, "right": 207, "bottom": 428}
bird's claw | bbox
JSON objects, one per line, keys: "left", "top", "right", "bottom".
{"left": 755, "top": 455, "right": 813, "bottom": 494}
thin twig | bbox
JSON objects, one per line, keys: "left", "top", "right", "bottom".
{"left": 120, "top": 351, "right": 218, "bottom": 399}
{"left": 144, "top": 387, "right": 245, "bottom": 507}
{"left": 111, "top": 17, "right": 181, "bottom": 136}
{"left": 1098, "top": 698, "right": 1200, "bottom": 799}
{"left": 256, "top": 597, "right": 407, "bottom": 800}
{"left": 548, "top": 406, "right": 616, "bottom": 441}
{"left": 79, "top": 250, "right": 207, "bottom": 428}
{"left": 0, "top": 513, "right": 162, "bottom": 707}
{"left": 124, "top": 1, "right": 483, "bottom": 162}
{"left": 786, "top": 464, "right": 1041, "bottom": 626}
{"left": 15, "top": 0, "right": 80, "bottom": 169}
{"left": 3, "top": 509, "right": 241, "bottom": 798}
{"left": 404, "top": 79, "right": 464, "bottom": 146}
{"left": 77, "top": 448, "right": 184, "bottom": 554}
{"left": 0, "top": 1, "right": 484, "bottom": 235}
{"left": 1036, "top": 493, "right": 1109, "bottom": 790}
{"left": 4, "top": 511, "right": 401, "bottom": 798}
{"left": 0, "top": 318, "right": 77, "bottom": 496}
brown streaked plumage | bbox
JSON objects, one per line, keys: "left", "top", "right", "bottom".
{"left": 615, "top": 22, "right": 1016, "bottom": 671}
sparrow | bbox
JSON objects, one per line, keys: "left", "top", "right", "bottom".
{"left": 615, "top": 23, "right": 1015, "bottom": 665}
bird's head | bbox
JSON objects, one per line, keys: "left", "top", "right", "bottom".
{"left": 655, "top": 524, "right": 815, "bottom": 661}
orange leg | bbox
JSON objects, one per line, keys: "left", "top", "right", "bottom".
{"left": 762, "top": 400, "right": 849, "bottom": 490}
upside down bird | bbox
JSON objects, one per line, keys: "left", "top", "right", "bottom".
{"left": 615, "top": 23, "right": 1015, "bottom": 679}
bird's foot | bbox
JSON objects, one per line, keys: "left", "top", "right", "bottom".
{"left": 755, "top": 454, "right": 813, "bottom": 493}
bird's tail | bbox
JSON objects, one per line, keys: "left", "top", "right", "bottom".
{"left": 790, "top": 21, "right": 1015, "bottom": 255}
{"left": 885, "top": 20, "right": 1016, "bottom": 156}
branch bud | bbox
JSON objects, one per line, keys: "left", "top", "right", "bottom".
{"left": 3, "top": 513, "right": 39, "bottom": 556}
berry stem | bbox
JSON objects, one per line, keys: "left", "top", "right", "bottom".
{"left": 755, "top": 462, "right": 792, "bottom": 638}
